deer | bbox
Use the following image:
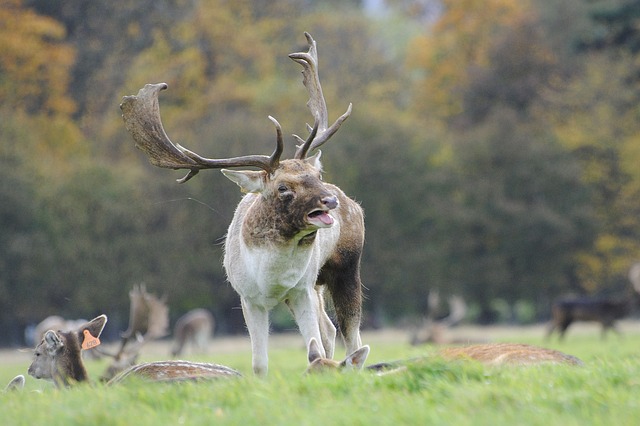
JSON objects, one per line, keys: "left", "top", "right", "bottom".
{"left": 410, "top": 292, "right": 475, "bottom": 346}
{"left": 121, "top": 32, "right": 364, "bottom": 376}
{"left": 27, "top": 315, "right": 241, "bottom": 388}
{"left": 171, "top": 308, "right": 214, "bottom": 357}
{"left": 305, "top": 338, "right": 583, "bottom": 375}
{"left": 546, "top": 262, "right": 640, "bottom": 341}
{"left": 98, "top": 284, "right": 170, "bottom": 381}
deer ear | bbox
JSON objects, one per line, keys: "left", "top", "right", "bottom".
{"left": 307, "top": 338, "right": 323, "bottom": 363}
{"left": 43, "top": 330, "right": 64, "bottom": 354}
{"left": 340, "top": 345, "right": 370, "bottom": 370}
{"left": 305, "top": 151, "right": 323, "bottom": 171}
{"left": 77, "top": 315, "right": 107, "bottom": 344}
{"left": 221, "top": 170, "right": 266, "bottom": 193}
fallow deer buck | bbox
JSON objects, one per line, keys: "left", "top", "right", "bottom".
{"left": 546, "top": 262, "right": 640, "bottom": 341}
{"left": 28, "top": 315, "right": 241, "bottom": 388}
{"left": 121, "top": 33, "right": 365, "bottom": 375}
{"left": 410, "top": 292, "right": 473, "bottom": 346}
{"left": 99, "top": 284, "right": 170, "bottom": 381}
{"left": 171, "top": 309, "right": 214, "bottom": 357}
{"left": 305, "top": 338, "right": 582, "bottom": 375}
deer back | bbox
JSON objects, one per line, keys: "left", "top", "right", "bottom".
{"left": 438, "top": 343, "right": 583, "bottom": 366}
{"left": 108, "top": 360, "right": 242, "bottom": 385}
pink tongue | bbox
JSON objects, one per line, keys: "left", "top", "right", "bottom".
{"left": 317, "top": 212, "right": 334, "bottom": 225}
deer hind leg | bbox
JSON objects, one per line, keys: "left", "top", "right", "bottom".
{"left": 320, "top": 253, "right": 363, "bottom": 356}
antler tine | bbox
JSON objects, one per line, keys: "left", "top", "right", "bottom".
{"left": 290, "top": 32, "right": 352, "bottom": 159}
{"left": 121, "top": 83, "right": 283, "bottom": 183}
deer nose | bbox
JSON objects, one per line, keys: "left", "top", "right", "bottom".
{"left": 322, "top": 195, "right": 338, "bottom": 210}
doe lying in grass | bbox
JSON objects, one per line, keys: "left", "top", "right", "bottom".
{"left": 305, "top": 338, "right": 583, "bottom": 374}
{"left": 27, "top": 315, "right": 241, "bottom": 388}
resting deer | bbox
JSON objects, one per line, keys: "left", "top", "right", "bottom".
{"left": 27, "top": 315, "right": 241, "bottom": 388}
{"left": 171, "top": 309, "right": 214, "bottom": 357}
{"left": 546, "top": 262, "right": 640, "bottom": 340}
{"left": 306, "top": 339, "right": 582, "bottom": 374}
{"left": 121, "top": 33, "right": 364, "bottom": 376}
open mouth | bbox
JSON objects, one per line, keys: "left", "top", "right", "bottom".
{"left": 308, "top": 209, "right": 334, "bottom": 227}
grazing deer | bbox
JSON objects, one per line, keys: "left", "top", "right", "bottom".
{"left": 121, "top": 33, "right": 364, "bottom": 376}
{"left": 306, "top": 339, "right": 582, "bottom": 374}
{"left": 546, "top": 263, "right": 640, "bottom": 341}
{"left": 171, "top": 309, "right": 214, "bottom": 357}
{"left": 28, "top": 315, "right": 241, "bottom": 388}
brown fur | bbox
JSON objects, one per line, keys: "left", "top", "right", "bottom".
{"left": 437, "top": 343, "right": 583, "bottom": 366}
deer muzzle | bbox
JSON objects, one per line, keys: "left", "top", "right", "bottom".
{"left": 307, "top": 195, "right": 338, "bottom": 228}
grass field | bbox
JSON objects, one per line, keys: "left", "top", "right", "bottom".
{"left": 1, "top": 322, "right": 639, "bottom": 425}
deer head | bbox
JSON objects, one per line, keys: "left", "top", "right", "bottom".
{"left": 28, "top": 315, "right": 107, "bottom": 387}
{"left": 305, "top": 338, "right": 370, "bottom": 374}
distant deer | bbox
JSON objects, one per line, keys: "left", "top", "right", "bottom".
{"left": 410, "top": 292, "right": 472, "bottom": 346}
{"left": 306, "top": 338, "right": 582, "bottom": 374}
{"left": 28, "top": 315, "right": 241, "bottom": 388}
{"left": 546, "top": 262, "right": 640, "bottom": 340}
{"left": 98, "top": 284, "right": 170, "bottom": 381}
{"left": 121, "top": 33, "right": 364, "bottom": 376}
{"left": 171, "top": 309, "right": 214, "bottom": 357}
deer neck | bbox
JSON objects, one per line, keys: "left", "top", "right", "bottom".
{"left": 55, "top": 344, "right": 89, "bottom": 387}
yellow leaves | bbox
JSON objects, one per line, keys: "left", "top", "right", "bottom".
{"left": 575, "top": 234, "right": 639, "bottom": 292}
{"left": 408, "top": 0, "right": 530, "bottom": 119}
{"left": 0, "top": 0, "right": 76, "bottom": 116}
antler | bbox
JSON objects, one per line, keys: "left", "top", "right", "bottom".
{"left": 290, "top": 32, "right": 352, "bottom": 159}
{"left": 120, "top": 83, "right": 283, "bottom": 183}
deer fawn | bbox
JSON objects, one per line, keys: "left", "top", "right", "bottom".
{"left": 305, "top": 339, "right": 582, "bottom": 374}
{"left": 121, "top": 33, "right": 364, "bottom": 376}
{"left": 546, "top": 262, "right": 640, "bottom": 340}
{"left": 171, "top": 309, "right": 214, "bottom": 357}
{"left": 28, "top": 315, "right": 241, "bottom": 388}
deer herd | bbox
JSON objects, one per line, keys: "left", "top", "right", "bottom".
{"left": 4, "top": 33, "right": 639, "bottom": 392}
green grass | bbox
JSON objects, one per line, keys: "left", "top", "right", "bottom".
{"left": 2, "top": 327, "right": 639, "bottom": 425}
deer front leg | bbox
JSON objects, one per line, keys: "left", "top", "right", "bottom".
{"left": 287, "top": 289, "right": 327, "bottom": 359}
{"left": 241, "top": 298, "right": 270, "bottom": 376}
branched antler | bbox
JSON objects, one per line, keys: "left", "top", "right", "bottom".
{"left": 120, "top": 84, "right": 283, "bottom": 183}
{"left": 290, "top": 32, "right": 352, "bottom": 159}
{"left": 121, "top": 32, "right": 350, "bottom": 181}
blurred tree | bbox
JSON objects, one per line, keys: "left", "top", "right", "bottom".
{"left": 542, "top": 53, "right": 640, "bottom": 291}
{"left": 407, "top": 0, "right": 526, "bottom": 120}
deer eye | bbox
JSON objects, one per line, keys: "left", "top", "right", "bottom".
{"left": 278, "top": 184, "right": 288, "bottom": 193}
